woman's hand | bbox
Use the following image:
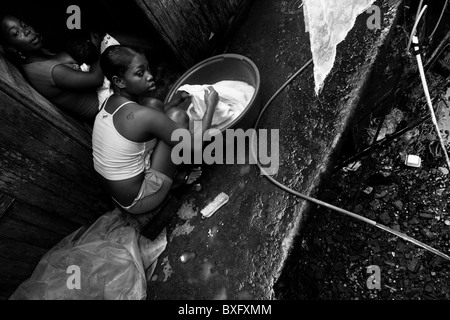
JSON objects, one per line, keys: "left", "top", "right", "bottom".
{"left": 163, "top": 91, "right": 191, "bottom": 112}
{"left": 174, "top": 91, "right": 191, "bottom": 105}
{"left": 204, "top": 86, "right": 219, "bottom": 110}
{"left": 179, "top": 91, "right": 191, "bottom": 101}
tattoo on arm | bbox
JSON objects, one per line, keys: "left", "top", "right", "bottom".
{"left": 127, "top": 112, "right": 134, "bottom": 120}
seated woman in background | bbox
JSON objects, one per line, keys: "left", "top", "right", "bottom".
{"left": 93, "top": 45, "right": 218, "bottom": 231}
{"left": 0, "top": 13, "right": 104, "bottom": 121}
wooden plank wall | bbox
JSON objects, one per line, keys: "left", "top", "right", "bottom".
{"left": 134, "top": 0, "right": 254, "bottom": 68}
{"left": 0, "top": 53, "right": 113, "bottom": 299}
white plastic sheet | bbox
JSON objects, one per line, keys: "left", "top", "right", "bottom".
{"left": 10, "top": 209, "right": 167, "bottom": 300}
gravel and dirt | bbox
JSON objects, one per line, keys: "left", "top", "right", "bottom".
{"left": 281, "top": 3, "right": 450, "bottom": 300}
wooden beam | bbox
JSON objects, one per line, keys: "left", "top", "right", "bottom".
{"left": 0, "top": 193, "right": 15, "bottom": 220}
{"left": 0, "top": 256, "right": 38, "bottom": 282}
{"left": 0, "top": 147, "right": 107, "bottom": 225}
{"left": 0, "top": 278, "right": 23, "bottom": 299}
{"left": 7, "top": 201, "right": 82, "bottom": 237}
{"left": 0, "top": 117, "right": 105, "bottom": 196}
{"left": 0, "top": 237, "right": 48, "bottom": 265}
{"left": 0, "top": 217, "right": 65, "bottom": 250}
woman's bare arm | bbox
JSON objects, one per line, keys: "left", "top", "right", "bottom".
{"left": 51, "top": 59, "right": 104, "bottom": 91}
{"left": 163, "top": 91, "right": 191, "bottom": 112}
{"left": 52, "top": 32, "right": 104, "bottom": 91}
{"left": 148, "top": 87, "right": 218, "bottom": 149}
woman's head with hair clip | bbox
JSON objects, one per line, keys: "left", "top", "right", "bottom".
{"left": 100, "top": 45, "right": 156, "bottom": 96}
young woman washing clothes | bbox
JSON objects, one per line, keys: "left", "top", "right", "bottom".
{"left": 93, "top": 45, "right": 218, "bottom": 230}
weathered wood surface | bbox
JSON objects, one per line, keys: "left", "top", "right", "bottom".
{"left": 0, "top": 53, "right": 93, "bottom": 148}
{"left": 7, "top": 201, "right": 81, "bottom": 237}
{"left": 0, "top": 53, "right": 111, "bottom": 223}
{"left": 0, "top": 237, "right": 48, "bottom": 264}
{"left": 0, "top": 278, "right": 23, "bottom": 300}
{"left": 0, "top": 257, "right": 37, "bottom": 283}
{"left": 0, "top": 216, "right": 65, "bottom": 250}
{"left": 0, "top": 113, "right": 103, "bottom": 195}
{"left": 134, "top": 0, "right": 249, "bottom": 67}
{"left": 0, "top": 51, "right": 112, "bottom": 298}
{"left": 0, "top": 146, "right": 105, "bottom": 225}
{"left": 0, "top": 193, "right": 15, "bottom": 220}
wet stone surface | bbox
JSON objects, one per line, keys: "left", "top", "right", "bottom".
{"left": 146, "top": 0, "right": 402, "bottom": 300}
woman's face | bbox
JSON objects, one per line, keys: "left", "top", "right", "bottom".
{"left": 0, "top": 15, "right": 42, "bottom": 53}
{"left": 121, "top": 54, "right": 156, "bottom": 96}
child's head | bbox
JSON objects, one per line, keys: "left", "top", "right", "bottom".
{"left": 100, "top": 45, "right": 156, "bottom": 96}
{"left": 65, "top": 30, "right": 99, "bottom": 65}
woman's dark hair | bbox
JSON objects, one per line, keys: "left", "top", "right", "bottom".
{"left": 0, "top": 11, "right": 13, "bottom": 45}
{"left": 0, "top": 11, "right": 28, "bottom": 45}
{"left": 100, "top": 45, "right": 145, "bottom": 82}
{"left": 0, "top": 11, "right": 22, "bottom": 67}
{"left": 65, "top": 30, "right": 99, "bottom": 65}
{"left": 0, "top": 11, "right": 31, "bottom": 66}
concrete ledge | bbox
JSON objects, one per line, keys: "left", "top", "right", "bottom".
{"left": 146, "top": 0, "right": 402, "bottom": 300}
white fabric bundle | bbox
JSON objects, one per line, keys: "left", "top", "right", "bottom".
{"left": 178, "top": 80, "right": 255, "bottom": 132}
{"left": 303, "top": 0, "right": 376, "bottom": 94}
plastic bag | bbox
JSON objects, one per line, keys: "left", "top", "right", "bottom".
{"left": 9, "top": 209, "right": 167, "bottom": 300}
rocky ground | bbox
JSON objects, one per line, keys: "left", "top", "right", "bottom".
{"left": 284, "top": 5, "right": 450, "bottom": 300}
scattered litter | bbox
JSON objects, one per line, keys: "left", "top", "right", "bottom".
{"left": 405, "top": 155, "right": 422, "bottom": 168}
{"left": 177, "top": 200, "right": 197, "bottom": 220}
{"left": 392, "top": 200, "right": 403, "bottom": 211}
{"left": 374, "top": 190, "right": 388, "bottom": 199}
{"left": 384, "top": 284, "right": 397, "bottom": 292}
{"left": 201, "top": 192, "right": 229, "bottom": 218}
{"left": 436, "top": 99, "right": 450, "bottom": 147}
{"left": 343, "top": 161, "right": 361, "bottom": 172}
{"left": 208, "top": 226, "right": 219, "bottom": 238}
{"left": 162, "top": 257, "right": 173, "bottom": 282}
{"left": 170, "top": 220, "right": 195, "bottom": 241}
{"left": 367, "top": 108, "right": 405, "bottom": 143}
{"left": 180, "top": 252, "right": 196, "bottom": 264}
{"left": 362, "top": 187, "right": 373, "bottom": 195}
{"left": 380, "top": 171, "right": 392, "bottom": 177}
{"left": 445, "top": 220, "right": 450, "bottom": 226}
{"left": 419, "top": 212, "right": 434, "bottom": 219}
{"left": 384, "top": 261, "right": 396, "bottom": 267}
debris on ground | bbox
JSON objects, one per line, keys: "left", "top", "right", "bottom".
{"left": 280, "top": 9, "right": 450, "bottom": 300}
